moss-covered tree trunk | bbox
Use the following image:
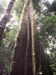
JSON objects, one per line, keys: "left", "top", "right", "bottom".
{"left": 0, "top": 0, "right": 15, "bottom": 41}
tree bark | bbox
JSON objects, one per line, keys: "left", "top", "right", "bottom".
{"left": 0, "top": 0, "right": 15, "bottom": 41}
{"left": 10, "top": 0, "right": 53, "bottom": 75}
{"left": 10, "top": 0, "right": 33, "bottom": 75}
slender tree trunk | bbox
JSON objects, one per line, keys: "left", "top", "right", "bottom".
{"left": 40, "top": 44, "right": 53, "bottom": 75}
{"left": 30, "top": 0, "right": 36, "bottom": 75}
{"left": 0, "top": 0, "right": 15, "bottom": 41}
{"left": 35, "top": 30, "right": 53, "bottom": 75}
{"left": 35, "top": 31, "right": 42, "bottom": 74}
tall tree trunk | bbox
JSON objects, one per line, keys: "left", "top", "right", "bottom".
{"left": 10, "top": 0, "right": 53, "bottom": 75}
{"left": 10, "top": 0, "right": 33, "bottom": 75}
{"left": 0, "top": 0, "right": 15, "bottom": 41}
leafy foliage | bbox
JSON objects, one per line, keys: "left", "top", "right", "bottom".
{"left": 0, "top": 28, "right": 17, "bottom": 75}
